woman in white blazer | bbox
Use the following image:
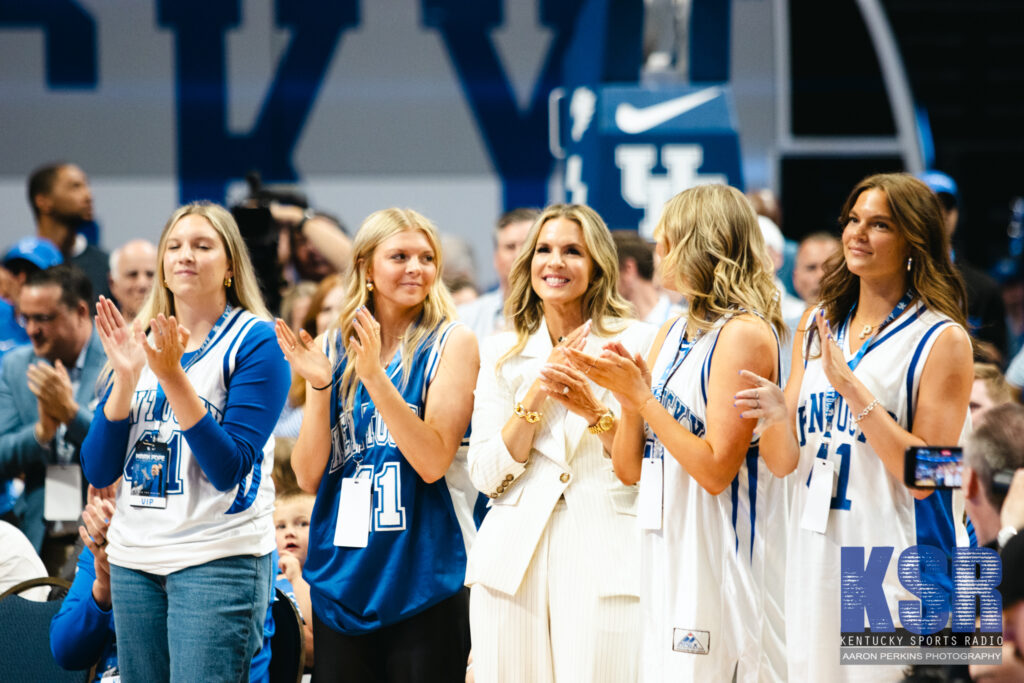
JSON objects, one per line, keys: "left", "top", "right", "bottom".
{"left": 466, "top": 204, "right": 655, "bottom": 683}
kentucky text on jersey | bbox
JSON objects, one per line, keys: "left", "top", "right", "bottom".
{"left": 797, "top": 391, "right": 888, "bottom": 446}
{"left": 661, "top": 390, "right": 706, "bottom": 437}
{"left": 328, "top": 401, "right": 422, "bottom": 473}
{"left": 128, "top": 388, "right": 225, "bottom": 425}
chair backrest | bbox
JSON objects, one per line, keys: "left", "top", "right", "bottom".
{"left": 0, "top": 577, "right": 91, "bottom": 683}
{"left": 268, "top": 586, "right": 306, "bottom": 683}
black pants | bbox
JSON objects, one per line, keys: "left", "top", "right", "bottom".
{"left": 311, "top": 588, "right": 470, "bottom": 683}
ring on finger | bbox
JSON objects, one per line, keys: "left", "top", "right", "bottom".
{"left": 562, "top": 385, "right": 570, "bottom": 395}
{"left": 756, "top": 399, "right": 760, "bottom": 409}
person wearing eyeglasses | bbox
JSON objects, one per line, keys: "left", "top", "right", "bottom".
{"left": 0, "top": 264, "right": 105, "bottom": 572}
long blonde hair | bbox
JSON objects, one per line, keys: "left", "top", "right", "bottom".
{"left": 135, "top": 201, "right": 271, "bottom": 325}
{"left": 655, "top": 184, "right": 786, "bottom": 339}
{"left": 331, "top": 208, "right": 456, "bottom": 409}
{"left": 499, "top": 204, "right": 632, "bottom": 367}
{"left": 100, "top": 202, "right": 270, "bottom": 392}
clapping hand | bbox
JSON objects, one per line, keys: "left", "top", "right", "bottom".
{"left": 27, "top": 359, "right": 77, "bottom": 424}
{"left": 95, "top": 296, "right": 146, "bottom": 381}
{"left": 545, "top": 320, "right": 590, "bottom": 368}
{"left": 538, "top": 361, "right": 606, "bottom": 422}
{"left": 349, "top": 306, "right": 386, "bottom": 384}
{"left": 275, "top": 319, "right": 332, "bottom": 389}
{"left": 78, "top": 484, "right": 117, "bottom": 609}
{"left": 138, "top": 314, "right": 190, "bottom": 381}
{"left": 565, "top": 341, "right": 652, "bottom": 413}
{"left": 814, "top": 309, "right": 856, "bottom": 397}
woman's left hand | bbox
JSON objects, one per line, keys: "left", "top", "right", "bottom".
{"left": 538, "top": 362, "right": 607, "bottom": 423}
{"left": 814, "top": 309, "right": 856, "bottom": 396}
{"left": 136, "top": 314, "right": 190, "bottom": 380}
{"left": 349, "top": 306, "right": 386, "bottom": 385}
{"left": 565, "top": 345, "right": 652, "bottom": 413}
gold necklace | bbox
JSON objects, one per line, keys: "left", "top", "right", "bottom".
{"left": 858, "top": 321, "right": 883, "bottom": 340}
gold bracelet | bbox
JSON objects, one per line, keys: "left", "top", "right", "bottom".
{"left": 514, "top": 402, "right": 542, "bottom": 424}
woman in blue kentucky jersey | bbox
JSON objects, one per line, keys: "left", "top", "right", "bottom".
{"left": 577, "top": 185, "right": 788, "bottom": 682}
{"left": 81, "top": 202, "right": 290, "bottom": 682}
{"left": 275, "top": 208, "right": 478, "bottom": 682}
{"left": 739, "top": 173, "right": 973, "bottom": 682}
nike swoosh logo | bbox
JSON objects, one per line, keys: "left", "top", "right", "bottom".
{"left": 614, "top": 86, "right": 723, "bottom": 134}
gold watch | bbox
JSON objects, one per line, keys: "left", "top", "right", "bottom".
{"left": 587, "top": 410, "right": 614, "bottom": 434}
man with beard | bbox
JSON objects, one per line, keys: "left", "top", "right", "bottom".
{"left": 27, "top": 163, "right": 111, "bottom": 305}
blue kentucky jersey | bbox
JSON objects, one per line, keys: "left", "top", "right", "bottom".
{"left": 305, "top": 322, "right": 467, "bottom": 634}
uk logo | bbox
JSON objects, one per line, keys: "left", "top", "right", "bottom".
{"left": 615, "top": 144, "right": 726, "bottom": 238}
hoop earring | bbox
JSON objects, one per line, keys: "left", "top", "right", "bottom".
{"left": 224, "top": 276, "right": 233, "bottom": 287}
{"left": 906, "top": 257, "right": 912, "bottom": 272}
{"left": 366, "top": 281, "right": 374, "bottom": 292}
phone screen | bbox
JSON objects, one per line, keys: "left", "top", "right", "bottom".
{"left": 904, "top": 447, "right": 963, "bottom": 489}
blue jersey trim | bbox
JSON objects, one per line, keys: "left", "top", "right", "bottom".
{"left": 966, "top": 516, "right": 978, "bottom": 547}
{"left": 913, "top": 488, "right": 958, "bottom": 596}
{"left": 225, "top": 456, "right": 262, "bottom": 514}
{"left": 904, "top": 321, "right": 950, "bottom": 425}
{"left": 222, "top": 317, "right": 258, "bottom": 388}
{"left": 746, "top": 447, "right": 758, "bottom": 557}
{"left": 701, "top": 330, "right": 720, "bottom": 406}
{"left": 730, "top": 475, "right": 740, "bottom": 554}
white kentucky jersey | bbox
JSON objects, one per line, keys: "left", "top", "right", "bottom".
{"left": 787, "top": 302, "right": 969, "bottom": 682}
{"left": 106, "top": 308, "right": 277, "bottom": 574}
{"left": 640, "top": 315, "right": 785, "bottom": 683}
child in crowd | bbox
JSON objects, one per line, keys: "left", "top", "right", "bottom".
{"left": 275, "top": 488, "right": 316, "bottom": 667}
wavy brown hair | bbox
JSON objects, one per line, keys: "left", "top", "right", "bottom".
{"left": 817, "top": 173, "right": 966, "bottom": 333}
{"left": 499, "top": 204, "right": 632, "bottom": 368}
{"left": 655, "top": 184, "right": 785, "bottom": 339}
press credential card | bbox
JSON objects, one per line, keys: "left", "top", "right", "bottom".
{"left": 800, "top": 459, "right": 834, "bottom": 534}
{"left": 44, "top": 465, "right": 82, "bottom": 521}
{"left": 638, "top": 457, "right": 664, "bottom": 530}
{"left": 334, "top": 477, "right": 372, "bottom": 548}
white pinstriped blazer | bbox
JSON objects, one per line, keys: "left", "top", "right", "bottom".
{"left": 464, "top": 318, "right": 656, "bottom": 597}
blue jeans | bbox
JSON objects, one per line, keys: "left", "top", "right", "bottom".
{"left": 109, "top": 553, "right": 273, "bottom": 683}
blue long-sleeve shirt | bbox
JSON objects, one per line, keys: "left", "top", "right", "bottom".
{"left": 49, "top": 547, "right": 117, "bottom": 679}
{"left": 81, "top": 318, "right": 289, "bottom": 491}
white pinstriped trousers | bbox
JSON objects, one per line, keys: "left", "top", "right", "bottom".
{"left": 469, "top": 499, "right": 640, "bottom": 683}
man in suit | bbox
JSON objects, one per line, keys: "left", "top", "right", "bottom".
{"left": 0, "top": 264, "right": 105, "bottom": 573}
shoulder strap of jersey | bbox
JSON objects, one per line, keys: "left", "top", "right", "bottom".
{"left": 425, "top": 321, "right": 463, "bottom": 389}
{"left": 905, "top": 316, "right": 957, "bottom": 426}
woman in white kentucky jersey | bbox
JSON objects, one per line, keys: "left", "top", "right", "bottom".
{"left": 81, "top": 202, "right": 290, "bottom": 682}
{"left": 577, "top": 184, "right": 789, "bottom": 681}
{"left": 275, "top": 208, "right": 479, "bottom": 682}
{"left": 739, "top": 173, "right": 973, "bottom": 682}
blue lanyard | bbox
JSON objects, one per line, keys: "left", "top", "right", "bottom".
{"left": 818, "top": 291, "right": 914, "bottom": 449}
{"left": 652, "top": 321, "right": 702, "bottom": 403}
{"left": 152, "top": 304, "right": 234, "bottom": 420}
{"left": 180, "top": 304, "right": 234, "bottom": 373}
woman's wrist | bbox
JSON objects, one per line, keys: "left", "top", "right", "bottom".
{"left": 92, "top": 581, "right": 111, "bottom": 610}
{"left": 635, "top": 393, "right": 657, "bottom": 417}
{"left": 523, "top": 381, "right": 548, "bottom": 411}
